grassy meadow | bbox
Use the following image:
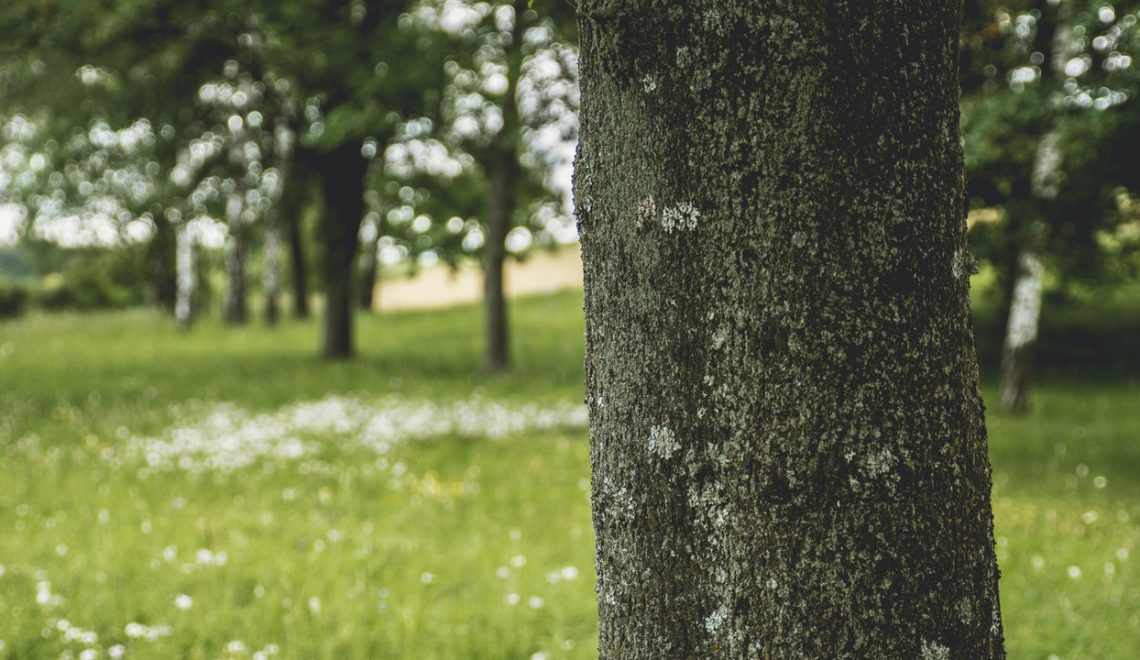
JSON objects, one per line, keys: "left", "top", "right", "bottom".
{"left": 0, "top": 286, "right": 1138, "bottom": 658}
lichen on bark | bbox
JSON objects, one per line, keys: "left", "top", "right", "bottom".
{"left": 575, "top": 1, "right": 1005, "bottom": 657}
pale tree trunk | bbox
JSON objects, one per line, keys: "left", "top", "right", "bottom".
{"left": 285, "top": 168, "right": 311, "bottom": 320}
{"left": 175, "top": 221, "right": 195, "bottom": 330}
{"left": 223, "top": 188, "right": 249, "bottom": 326}
{"left": 264, "top": 118, "right": 293, "bottom": 327}
{"left": 998, "top": 20, "right": 1072, "bottom": 414}
{"left": 575, "top": 2, "right": 1004, "bottom": 657}
{"left": 482, "top": 0, "right": 528, "bottom": 374}
{"left": 998, "top": 219, "right": 1048, "bottom": 414}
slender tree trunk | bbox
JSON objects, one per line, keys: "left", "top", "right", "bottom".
{"left": 285, "top": 180, "right": 311, "bottom": 320}
{"left": 223, "top": 190, "right": 249, "bottom": 325}
{"left": 147, "top": 212, "right": 178, "bottom": 312}
{"left": 999, "top": 129, "right": 1060, "bottom": 414}
{"left": 998, "top": 224, "right": 1047, "bottom": 413}
{"left": 575, "top": 3, "right": 1004, "bottom": 657}
{"left": 358, "top": 214, "right": 381, "bottom": 311}
{"left": 264, "top": 218, "right": 281, "bottom": 326}
{"left": 482, "top": 0, "right": 527, "bottom": 373}
{"left": 483, "top": 142, "right": 518, "bottom": 372}
{"left": 175, "top": 221, "right": 195, "bottom": 330}
{"left": 264, "top": 118, "right": 292, "bottom": 327}
{"left": 312, "top": 142, "right": 369, "bottom": 359}
{"left": 997, "top": 17, "right": 1071, "bottom": 413}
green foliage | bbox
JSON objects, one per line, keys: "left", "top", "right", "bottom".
{"left": 961, "top": 0, "right": 1140, "bottom": 290}
{"left": 32, "top": 247, "right": 149, "bottom": 311}
{"left": 0, "top": 279, "right": 30, "bottom": 319}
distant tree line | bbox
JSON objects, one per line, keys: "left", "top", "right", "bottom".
{"left": 1, "top": 0, "right": 1138, "bottom": 389}
{"left": 0, "top": 0, "right": 577, "bottom": 370}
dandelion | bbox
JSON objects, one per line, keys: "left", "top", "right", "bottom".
{"left": 531, "top": 652, "right": 551, "bottom": 660}
{"left": 420, "top": 572, "right": 435, "bottom": 584}
{"left": 1067, "top": 565, "right": 1082, "bottom": 579}
{"left": 108, "top": 645, "right": 125, "bottom": 659}
{"left": 175, "top": 594, "right": 194, "bottom": 610}
{"left": 560, "top": 566, "right": 579, "bottom": 580}
{"left": 528, "top": 596, "right": 545, "bottom": 609}
{"left": 308, "top": 596, "right": 321, "bottom": 615}
{"left": 510, "top": 554, "right": 527, "bottom": 568}
{"left": 496, "top": 566, "right": 510, "bottom": 579}
{"left": 504, "top": 592, "right": 521, "bottom": 605}
{"left": 226, "top": 640, "right": 248, "bottom": 654}
{"left": 79, "top": 649, "right": 97, "bottom": 660}
{"left": 1093, "top": 476, "right": 1107, "bottom": 489}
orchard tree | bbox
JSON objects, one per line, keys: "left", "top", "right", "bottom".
{"left": 575, "top": 1, "right": 1005, "bottom": 656}
{"left": 419, "top": 0, "right": 578, "bottom": 371}
{"left": 961, "top": 0, "right": 1140, "bottom": 412}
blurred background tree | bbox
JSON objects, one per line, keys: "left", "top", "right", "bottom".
{"left": 961, "top": 0, "right": 1140, "bottom": 412}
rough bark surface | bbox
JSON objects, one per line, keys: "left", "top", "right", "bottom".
{"left": 574, "top": 2, "right": 1005, "bottom": 658}
{"left": 313, "top": 143, "right": 368, "bottom": 359}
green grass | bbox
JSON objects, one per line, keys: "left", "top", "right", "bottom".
{"left": 1, "top": 288, "right": 1138, "bottom": 658}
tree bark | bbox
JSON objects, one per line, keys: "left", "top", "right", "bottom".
{"left": 312, "top": 142, "right": 369, "bottom": 359}
{"left": 482, "top": 0, "right": 528, "bottom": 374}
{"left": 575, "top": 3, "right": 1004, "bottom": 658}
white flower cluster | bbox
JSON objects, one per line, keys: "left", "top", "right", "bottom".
{"left": 124, "top": 395, "right": 588, "bottom": 473}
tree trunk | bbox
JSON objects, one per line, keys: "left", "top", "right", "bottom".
{"left": 997, "top": 17, "right": 1072, "bottom": 414}
{"left": 999, "top": 128, "right": 1060, "bottom": 414}
{"left": 575, "top": 3, "right": 1004, "bottom": 658}
{"left": 264, "top": 118, "right": 292, "bottom": 327}
{"left": 175, "top": 221, "right": 194, "bottom": 330}
{"left": 482, "top": 0, "right": 527, "bottom": 374}
{"left": 312, "top": 142, "right": 369, "bottom": 359}
{"left": 223, "top": 190, "right": 249, "bottom": 326}
{"left": 285, "top": 176, "right": 311, "bottom": 320}
{"left": 146, "top": 212, "right": 178, "bottom": 312}
{"left": 264, "top": 218, "right": 281, "bottom": 326}
{"left": 483, "top": 142, "right": 518, "bottom": 373}
{"left": 358, "top": 214, "right": 381, "bottom": 311}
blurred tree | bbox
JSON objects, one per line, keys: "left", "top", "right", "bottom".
{"left": 252, "top": 1, "right": 448, "bottom": 358}
{"left": 577, "top": 1, "right": 1003, "bottom": 655}
{"left": 415, "top": 0, "right": 578, "bottom": 372}
{"left": 961, "top": 0, "right": 1140, "bottom": 411}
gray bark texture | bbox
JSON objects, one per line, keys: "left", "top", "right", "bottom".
{"left": 574, "top": 2, "right": 1005, "bottom": 658}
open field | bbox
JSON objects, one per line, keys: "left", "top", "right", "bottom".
{"left": 1, "top": 289, "right": 1138, "bottom": 658}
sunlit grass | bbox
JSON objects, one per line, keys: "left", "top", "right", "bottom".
{"left": 0, "top": 288, "right": 1137, "bottom": 658}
